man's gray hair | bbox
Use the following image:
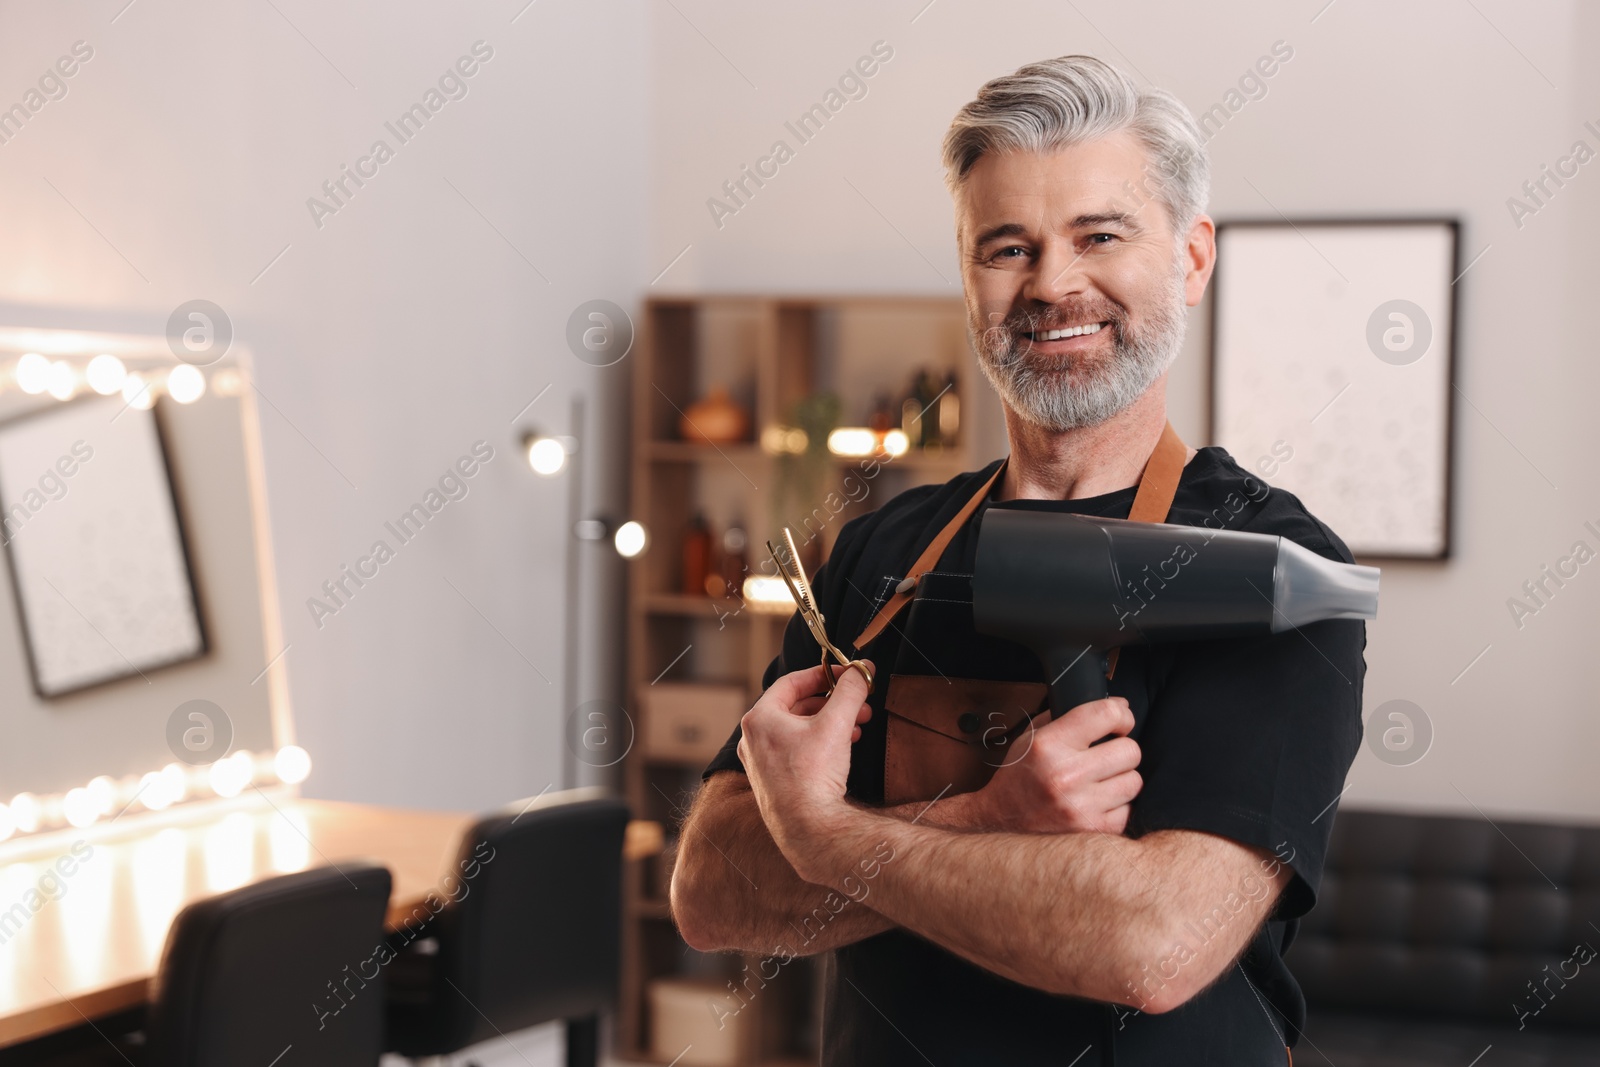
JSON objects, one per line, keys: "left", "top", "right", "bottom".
{"left": 942, "top": 55, "right": 1209, "bottom": 238}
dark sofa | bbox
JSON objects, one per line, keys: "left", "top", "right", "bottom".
{"left": 1288, "top": 809, "right": 1600, "bottom": 1066}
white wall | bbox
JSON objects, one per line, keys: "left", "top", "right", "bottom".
{"left": 0, "top": 0, "right": 649, "bottom": 812}
{"left": 649, "top": 0, "right": 1600, "bottom": 823}
{"left": 2, "top": 0, "right": 1593, "bottom": 847}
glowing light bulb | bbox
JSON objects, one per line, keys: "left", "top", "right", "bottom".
{"left": 136, "top": 772, "right": 168, "bottom": 812}
{"left": 86, "top": 354, "right": 127, "bottom": 395}
{"left": 10, "top": 793, "right": 39, "bottom": 833}
{"left": 166, "top": 364, "right": 205, "bottom": 404}
{"left": 15, "top": 353, "right": 49, "bottom": 394}
{"left": 526, "top": 436, "right": 566, "bottom": 476}
{"left": 883, "top": 429, "right": 910, "bottom": 457}
{"left": 614, "top": 520, "right": 648, "bottom": 559}
{"left": 273, "top": 745, "right": 312, "bottom": 785}
{"left": 87, "top": 775, "right": 116, "bottom": 815}
{"left": 159, "top": 763, "right": 188, "bottom": 807}
{"left": 209, "top": 750, "right": 253, "bottom": 798}
{"left": 826, "top": 428, "right": 876, "bottom": 457}
{"left": 46, "top": 360, "right": 75, "bottom": 400}
{"left": 63, "top": 787, "right": 99, "bottom": 828}
{"left": 122, "top": 373, "right": 155, "bottom": 410}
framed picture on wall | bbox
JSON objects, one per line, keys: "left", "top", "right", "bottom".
{"left": 0, "top": 394, "right": 207, "bottom": 697}
{"left": 1209, "top": 218, "right": 1458, "bottom": 560}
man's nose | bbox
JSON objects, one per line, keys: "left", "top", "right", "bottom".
{"left": 1023, "top": 239, "right": 1088, "bottom": 306}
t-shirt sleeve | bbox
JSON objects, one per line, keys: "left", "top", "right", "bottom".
{"left": 1127, "top": 534, "right": 1367, "bottom": 921}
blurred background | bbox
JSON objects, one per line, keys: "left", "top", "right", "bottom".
{"left": 0, "top": 1, "right": 1596, "bottom": 1065}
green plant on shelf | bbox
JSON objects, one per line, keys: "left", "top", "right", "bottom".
{"left": 770, "top": 391, "right": 839, "bottom": 544}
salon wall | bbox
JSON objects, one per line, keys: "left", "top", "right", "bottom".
{"left": 649, "top": 0, "right": 1600, "bottom": 822}
{"left": 0, "top": 2, "right": 649, "bottom": 811}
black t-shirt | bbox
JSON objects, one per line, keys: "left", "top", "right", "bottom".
{"left": 700, "top": 447, "right": 1367, "bottom": 1066}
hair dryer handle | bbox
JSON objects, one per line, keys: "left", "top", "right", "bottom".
{"left": 1046, "top": 645, "right": 1110, "bottom": 720}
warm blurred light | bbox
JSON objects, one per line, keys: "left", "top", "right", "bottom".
{"left": 122, "top": 373, "right": 155, "bottom": 410}
{"left": 211, "top": 367, "right": 244, "bottom": 396}
{"left": 15, "top": 353, "right": 49, "bottom": 394}
{"left": 208, "top": 751, "right": 253, "bottom": 798}
{"left": 87, "top": 775, "right": 116, "bottom": 815}
{"left": 826, "top": 428, "right": 877, "bottom": 457}
{"left": 10, "top": 793, "right": 40, "bottom": 833}
{"left": 0, "top": 804, "right": 13, "bottom": 843}
{"left": 274, "top": 745, "right": 312, "bottom": 785}
{"left": 167, "top": 364, "right": 205, "bottom": 404}
{"left": 526, "top": 436, "right": 566, "bottom": 476}
{"left": 63, "top": 787, "right": 99, "bottom": 828}
{"left": 882, "top": 429, "right": 910, "bottom": 457}
{"left": 614, "top": 520, "right": 648, "bottom": 558}
{"left": 86, "top": 354, "right": 126, "bottom": 395}
{"left": 158, "top": 763, "right": 188, "bottom": 808}
{"left": 743, "top": 575, "right": 798, "bottom": 614}
{"left": 46, "top": 360, "right": 76, "bottom": 400}
{"left": 760, "top": 424, "right": 809, "bottom": 455}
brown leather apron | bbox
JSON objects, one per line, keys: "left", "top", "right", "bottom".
{"left": 855, "top": 421, "right": 1189, "bottom": 807}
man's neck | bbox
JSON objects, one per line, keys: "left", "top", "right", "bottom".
{"left": 997, "top": 381, "right": 1175, "bottom": 502}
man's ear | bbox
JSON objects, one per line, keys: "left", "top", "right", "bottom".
{"left": 1181, "top": 214, "right": 1217, "bottom": 308}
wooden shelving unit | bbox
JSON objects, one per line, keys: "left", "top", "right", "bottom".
{"left": 618, "top": 295, "right": 992, "bottom": 1065}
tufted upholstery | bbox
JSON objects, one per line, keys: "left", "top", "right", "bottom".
{"left": 1289, "top": 809, "right": 1600, "bottom": 1066}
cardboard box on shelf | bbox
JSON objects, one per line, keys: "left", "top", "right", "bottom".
{"left": 649, "top": 976, "right": 747, "bottom": 1066}
{"left": 640, "top": 682, "right": 747, "bottom": 766}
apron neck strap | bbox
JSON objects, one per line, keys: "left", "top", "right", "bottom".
{"left": 850, "top": 420, "right": 1189, "bottom": 651}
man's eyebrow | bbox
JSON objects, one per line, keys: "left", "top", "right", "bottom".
{"left": 971, "top": 211, "right": 1146, "bottom": 248}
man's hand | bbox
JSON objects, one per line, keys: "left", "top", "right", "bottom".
{"left": 964, "top": 696, "right": 1143, "bottom": 835}
{"left": 736, "top": 662, "right": 873, "bottom": 882}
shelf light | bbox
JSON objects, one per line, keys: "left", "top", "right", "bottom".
{"left": 826, "top": 427, "right": 877, "bottom": 457}
{"left": 760, "top": 425, "right": 808, "bottom": 455}
{"left": 742, "top": 575, "right": 797, "bottom": 614}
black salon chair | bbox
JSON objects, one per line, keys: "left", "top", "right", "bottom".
{"left": 383, "top": 788, "right": 630, "bottom": 1067}
{"left": 141, "top": 863, "right": 393, "bottom": 1066}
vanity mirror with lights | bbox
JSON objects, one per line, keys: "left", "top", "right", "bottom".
{"left": 0, "top": 325, "right": 305, "bottom": 842}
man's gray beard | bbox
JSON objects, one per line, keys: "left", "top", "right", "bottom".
{"left": 969, "top": 265, "right": 1189, "bottom": 432}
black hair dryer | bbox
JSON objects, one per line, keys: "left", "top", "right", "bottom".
{"left": 972, "top": 509, "right": 1380, "bottom": 718}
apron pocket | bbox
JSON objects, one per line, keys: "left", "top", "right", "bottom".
{"left": 882, "top": 675, "right": 1048, "bottom": 806}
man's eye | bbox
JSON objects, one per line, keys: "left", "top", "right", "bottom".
{"left": 991, "top": 246, "right": 1029, "bottom": 261}
{"left": 1086, "top": 233, "right": 1117, "bottom": 247}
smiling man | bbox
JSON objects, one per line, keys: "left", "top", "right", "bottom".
{"left": 672, "top": 55, "right": 1366, "bottom": 1065}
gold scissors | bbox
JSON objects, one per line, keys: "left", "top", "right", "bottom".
{"left": 765, "top": 527, "right": 875, "bottom": 696}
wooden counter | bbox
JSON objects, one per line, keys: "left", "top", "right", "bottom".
{"left": 0, "top": 791, "right": 661, "bottom": 1047}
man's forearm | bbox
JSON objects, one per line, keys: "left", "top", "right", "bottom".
{"left": 792, "top": 804, "right": 1284, "bottom": 1011}
{"left": 671, "top": 773, "right": 987, "bottom": 956}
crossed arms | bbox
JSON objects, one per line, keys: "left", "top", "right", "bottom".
{"left": 670, "top": 664, "right": 1293, "bottom": 1013}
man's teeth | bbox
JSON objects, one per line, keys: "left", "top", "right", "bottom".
{"left": 1031, "top": 322, "right": 1104, "bottom": 341}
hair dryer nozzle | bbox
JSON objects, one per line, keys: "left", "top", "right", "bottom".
{"left": 1271, "top": 538, "right": 1380, "bottom": 632}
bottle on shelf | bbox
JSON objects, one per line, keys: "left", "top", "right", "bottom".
{"left": 682, "top": 513, "right": 712, "bottom": 597}
{"left": 716, "top": 523, "right": 748, "bottom": 600}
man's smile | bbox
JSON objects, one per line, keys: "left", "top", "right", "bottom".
{"left": 1022, "top": 320, "right": 1110, "bottom": 352}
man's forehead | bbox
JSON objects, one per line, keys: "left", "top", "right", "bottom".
{"left": 956, "top": 135, "right": 1166, "bottom": 239}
